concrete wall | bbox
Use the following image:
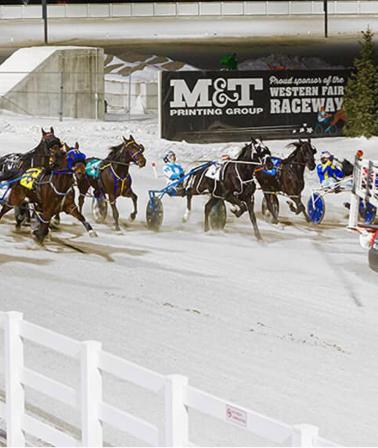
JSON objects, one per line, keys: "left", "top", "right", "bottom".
{"left": 1, "top": 1, "right": 378, "bottom": 19}
{"left": 0, "top": 47, "right": 104, "bottom": 120}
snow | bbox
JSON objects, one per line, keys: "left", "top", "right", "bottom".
{"left": 0, "top": 111, "right": 377, "bottom": 446}
{"left": 104, "top": 53, "right": 198, "bottom": 82}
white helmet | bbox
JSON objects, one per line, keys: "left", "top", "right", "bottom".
{"left": 163, "top": 150, "right": 176, "bottom": 163}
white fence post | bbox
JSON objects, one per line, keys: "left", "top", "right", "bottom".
{"left": 348, "top": 155, "right": 361, "bottom": 228}
{"left": 80, "top": 341, "right": 103, "bottom": 447}
{"left": 164, "top": 374, "right": 189, "bottom": 446}
{"left": 4, "top": 311, "right": 25, "bottom": 447}
{"left": 292, "top": 424, "right": 319, "bottom": 446}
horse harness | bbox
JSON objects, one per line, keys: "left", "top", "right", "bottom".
{"left": 99, "top": 140, "right": 142, "bottom": 198}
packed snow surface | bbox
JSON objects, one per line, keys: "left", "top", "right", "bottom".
{"left": 0, "top": 111, "right": 377, "bottom": 446}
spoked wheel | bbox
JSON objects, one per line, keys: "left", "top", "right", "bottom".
{"left": 209, "top": 199, "right": 227, "bottom": 230}
{"left": 261, "top": 195, "right": 279, "bottom": 223}
{"left": 307, "top": 192, "right": 325, "bottom": 224}
{"left": 146, "top": 197, "right": 164, "bottom": 231}
{"left": 359, "top": 199, "right": 377, "bottom": 225}
{"left": 92, "top": 196, "right": 108, "bottom": 224}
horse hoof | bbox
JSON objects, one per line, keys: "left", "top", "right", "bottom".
{"left": 129, "top": 213, "right": 136, "bottom": 221}
{"left": 89, "top": 230, "right": 98, "bottom": 238}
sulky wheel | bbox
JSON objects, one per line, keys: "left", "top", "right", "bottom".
{"left": 92, "top": 196, "right": 108, "bottom": 224}
{"left": 261, "top": 195, "right": 279, "bottom": 223}
{"left": 307, "top": 192, "right": 325, "bottom": 224}
{"left": 359, "top": 199, "right": 377, "bottom": 225}
{"left": 209, "top": 199, "right": 227, "bottom": 230}
{"left": 146, "top": 197, "right": 164, "bottom": 231}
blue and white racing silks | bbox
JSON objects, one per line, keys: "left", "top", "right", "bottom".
{"left": 163, "top": 162, "right": 185, "bottom": 181}
{"left": 317, "top": 160, "right": 344, "bottom": 184}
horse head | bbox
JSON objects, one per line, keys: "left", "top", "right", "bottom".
{"left": 300, "top": 139, "right": 317, "bottom": 171}
{"left": 120, "top": 135, "right": 146, "bottom": 168}
{"left": 250, "top": 138, "right": 273, "bottom": 170}
{"left": 41, "top": 127, "right": 62, "bottom": 153}
{"left": 48, "top": 146, "right": 67, "bottom": 171}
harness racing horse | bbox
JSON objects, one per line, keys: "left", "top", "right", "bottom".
{"left": 255, "top": 139, "right": 317, "bottom": 223}
{"left": 0, "top": 128, "right": 62, "bottom": 182}
{"left": 79, "top": 135, "right": 146, "bottom": 231}
{"left": 0, "top": 147, "right": 96, "bottom": 244}
{"left": 0, "top": 128, "right": 63, "bottom": 225}
{"left": 185, "top": 139, "right": 272, "bottom": 240}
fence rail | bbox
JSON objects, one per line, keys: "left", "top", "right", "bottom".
{"left": 1, "top": 1, "right": 378, "bottom": 20}
{"left": 0, "top": 311, "right": 338, "bottom": 447}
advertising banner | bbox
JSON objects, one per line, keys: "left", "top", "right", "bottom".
{"left": 159, "top": 69, "right": 351, "bottom": 142}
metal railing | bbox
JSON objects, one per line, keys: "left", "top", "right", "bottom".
{"left": 1, "top": 1, "right": 378, "bottom": 20}
{"left": 0, "top": 311, "right": 338, "bottom": 447}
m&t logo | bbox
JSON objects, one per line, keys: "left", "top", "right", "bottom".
{"left": 169, "top": 77, "right": 264, "bottom": 116}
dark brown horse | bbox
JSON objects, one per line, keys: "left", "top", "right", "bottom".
{"left": 0, "top": 147, "right": 96, "bottom": 244}
{"left": 0, "top": 127, "right": 63, "bottom": 225}
{"left": 78, "top": 135, "right": 146, "bottom": 231}
{"left": 255, "top": 139, "right": 317, "bottom": 223}
{"left": 185, "top": 139, "right": 272, "bottom": 240}
{"left": 0, "top": 127, "right": 62, "bottom": 182}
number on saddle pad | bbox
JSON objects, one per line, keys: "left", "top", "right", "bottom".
{"left": 19, "top": 168, "right": 42, "bottom": 190}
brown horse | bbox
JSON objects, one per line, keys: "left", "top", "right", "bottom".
{"left": 0, "top": 127, "right": 62, "bottom": 182}
{"left": 0, "top": 127, "right": 63, "bottom": 225}
{"left": 78, "top": 135, "right": 146, "bottom": 231}
{"left": 0, "top": 147, "right": 96, "bottom": 244}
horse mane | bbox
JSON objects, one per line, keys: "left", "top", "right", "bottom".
{"left": 283, "top": 141, "right": 302, "bottom": 163}
{"left": 236, "top": 143, "right": 252, "bottom": 160}
{"left": 105, "top": 142, "right": 124, "bottom": 161}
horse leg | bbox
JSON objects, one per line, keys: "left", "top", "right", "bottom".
{"left": 204, "top": 197, "right": 219, "bottom": 232}
{"left": 0, "top": 187, "right": 25, "bottom": 223}
{"left": 291, "top": 196, "right": 310, "bottom": 222}
{"left": 109, "top": 196, "right": 121, "bottom": 231}
{"left": 264, "top": 193, "right": 279, "bottom": 224}
{"left": 64, "top": 200, "right": 97, "bottom": 237}
{"left": 78, "top": 179, "right": 90, "bottom": 214}
{"left": 129, "top": 190, "right": 138, "bottom": 221}
{"left": 183, "top": 191, "right": 192, "bottom": 223}
{"left": 32, "top": 220, "right": 50, "bottom": 244}
{"left": 78, "top": 193, "right": 85, "bottom": 214}
{"left": 224, "top": 193, "right": 247, "bottom": 218}
{"left": 0, "top": 203, "right": 14, "bottom": 221}
{"left": 246, "top": 197, "right": 263, "bottom": 241}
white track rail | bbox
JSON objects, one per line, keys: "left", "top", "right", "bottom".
{"left": 0, "top": 311, "right": 337, "bottom": 447}
{"left": 348, "top": 157, "right": 378, "bottom": 227}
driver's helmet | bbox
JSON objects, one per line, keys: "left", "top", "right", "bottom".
{"left": 320, "top": 151, "right": 332, "bottom": 163}
{"left": 163, "top": 150, "right": 176, "bottom": 163}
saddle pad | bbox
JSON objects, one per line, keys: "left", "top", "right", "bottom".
{"left": 205, "top": 163, "right": 222, "bottom": 181}
{"left": 85, "top": 159, "right": 102, "bottom": 178}
{"left": 20, "top": 168, "right": 42, "bottom": 190}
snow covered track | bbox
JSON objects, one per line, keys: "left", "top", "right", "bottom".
{"left": 0, "top": 114, "right": 377, "bottom": 445}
